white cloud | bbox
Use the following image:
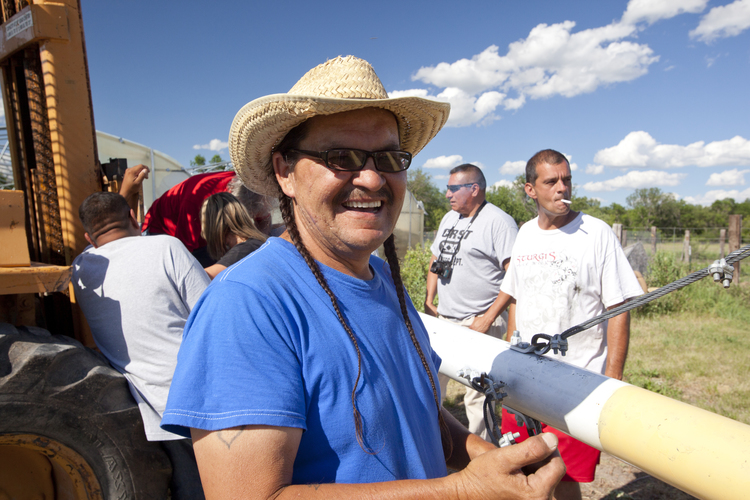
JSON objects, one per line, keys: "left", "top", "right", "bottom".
{"left": 593, "top": 131, "right": 750, "bottom": 168}
{"left": 421, "top": 155, "right": 463, "bottom": 169}
{"left": 492, "top": 179, "right": 515, "bottom": 189}
{"left": 690, "top": 0, "right": 750, "bottom": 42}
{"left": 622, "top": 0, "right": 707, "bottom": 25}
{"left": 193, "top": 139, "right": 228, "bottom": 151}
{"left": 706, "top": 168, "right": 750, "bottom": 186}
{"left": 586, "top": 164, "right": 605, "bottom": 175}
{"left": 500, "top": 160, "right": 526, "bottom": 175}
{"left": 391, "top": 88, "right": 504, "bottom": 127}
{"left": 563, "top": 154, "right": 579, "bottom": 172}
{"left": 582, "top": 170, "right": 687, "bottom": 191}
{"left": 684, "top": 187, "right": 750, "bottom": 205}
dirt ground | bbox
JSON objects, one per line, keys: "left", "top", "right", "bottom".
{"left": 444, "top": 381, "right": 696, "bottom": 500}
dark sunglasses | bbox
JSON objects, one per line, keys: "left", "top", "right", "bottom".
{"left": 446, "top": 183, "right": 477, "bottom": 193}
{"left": 289, "top": 148, "right": 412, "bottom": 172}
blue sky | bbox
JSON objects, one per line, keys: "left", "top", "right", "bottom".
{"left": 27, "top": 1, "right": 750, "bottom": 206}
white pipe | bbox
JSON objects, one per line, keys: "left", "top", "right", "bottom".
{"left": 421, "top": 313, "right": 750, "bottom": 500}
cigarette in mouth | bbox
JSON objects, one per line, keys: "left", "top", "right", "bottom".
{"left": 561, "top": 199, "right": 571, "bottom": 205}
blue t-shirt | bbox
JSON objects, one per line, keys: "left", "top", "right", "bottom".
{"left": 162, "top": 237, "right": 447, "bottom": 483}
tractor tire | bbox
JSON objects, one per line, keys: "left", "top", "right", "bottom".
{"left": 0, "top": 323, "right": 171, "bottom": 499}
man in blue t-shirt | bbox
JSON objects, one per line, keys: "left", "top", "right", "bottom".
{"left": 162, "top": 55, "right": 564, "bottom": 498}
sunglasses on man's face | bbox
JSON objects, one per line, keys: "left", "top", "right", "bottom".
{"left": 446, "top": 183, "right": 477, "bottom": 193}
{"left": 289, "top": 148, "right": 412, "bottom": 172}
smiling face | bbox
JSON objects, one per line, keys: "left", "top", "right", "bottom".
{"left": 273, "top": 108, "right": 405, "bottom": 277}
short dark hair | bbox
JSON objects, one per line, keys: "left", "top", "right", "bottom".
{"left": 78, "top": 192, "right": 131, "bottom": 242}
{"left": 526, "top": 149, "right": 569, "bottom": 185}
{"left": 449, "top": 163, "right": 486, "bottom": 190}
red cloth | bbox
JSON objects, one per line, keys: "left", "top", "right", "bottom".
{"left": 142, "top": 171, "right": 235, "bottom": 252}
{"left": 501, "top": 407, "right": 600, "bottom": 483}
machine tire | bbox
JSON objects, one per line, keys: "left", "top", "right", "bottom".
{"left": 0, "top": 323, "right": 171, "bottom": 499}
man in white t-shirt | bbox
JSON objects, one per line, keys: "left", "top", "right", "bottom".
{"left": 500, "top": 149, "right": 643, "bottom": 500}
{"left": 72, "top": 190, "right": 210, "bottom": 499}
{"left": 424, "top": 163, "right": 518, "bottom": 441}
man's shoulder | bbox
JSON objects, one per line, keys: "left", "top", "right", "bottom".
{"left": 483, "top": 202, "right": 518, "bottom": 227}
{"left": 578, "top": 213, "right": 615, "bottom": 235}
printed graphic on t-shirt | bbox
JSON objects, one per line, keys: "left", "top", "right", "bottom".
{"left": 514, "top": 249, "right": 581, "bottom": 334}
{"left": 436, "top": 227, "right": 473, "bottom": 267}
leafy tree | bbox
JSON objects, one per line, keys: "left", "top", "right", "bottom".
{"left": 190, "top": 154, "right": 206, "bottom": 167}
{"left": 407, "top": 169, "right": 449, "bottom": 231}
{"left": 486, "top": 185, "right": 535, "bottom": 226}
{"left": 209, "top": 154, "right": 223, "bottom": 164}
{"left": 626, "top": 188, "right": 680, "bottom": 228}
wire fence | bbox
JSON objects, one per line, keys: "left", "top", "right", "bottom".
{"left": 621, "top": 227, "right": 746, "bottom": 264}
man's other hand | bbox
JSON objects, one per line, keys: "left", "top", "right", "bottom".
{"left": 457, "top": 433, "right": 565, "bottom": 500}
{"left": 119, "top": 164, "right": 150, "bottom": 197}
{"left": 424, "top": 300, "right": 438, "bottom": 317}
{"left": 468, "top": 314, "right": 493, "bottom": 334}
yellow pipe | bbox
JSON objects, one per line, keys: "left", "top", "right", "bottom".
{"left": 599, "top": 385, "right": 750, "bottom": 500}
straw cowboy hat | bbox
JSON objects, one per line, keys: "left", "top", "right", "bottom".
{"left": 228, "top": 55, "right": 451, "bottom": 197}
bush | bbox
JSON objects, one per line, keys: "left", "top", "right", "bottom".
{"left": 400, "top": 243, "right": 433, "bottom": 312}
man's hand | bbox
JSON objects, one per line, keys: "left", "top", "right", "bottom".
{"left": 456, "top": 433, "right": 565, "bottom": 500}
{"left": 468, "top": 314, "right": 493, "bottom": 334}
{"left": 424, "top": 255, "right": 439, "bottom": 317}
{"left": 119, "top": 164, "right": 150, "bottom": 213}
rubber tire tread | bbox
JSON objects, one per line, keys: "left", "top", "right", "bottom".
{"left": 0, "top": 323, "right": 171, "bottom": 499}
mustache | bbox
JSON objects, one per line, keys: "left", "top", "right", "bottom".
{"left": 335, "top": 187, "right": 394, "bottom": 206}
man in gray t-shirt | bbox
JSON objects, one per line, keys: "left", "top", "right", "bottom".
{"left": 72, "top": 190, "right": 209, "bottom": 500}
{"left": 425, "top": 163, "right": 517, "bottom": 441}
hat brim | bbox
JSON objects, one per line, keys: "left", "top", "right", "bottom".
{"left": 229, "top": 94, "right": 451, "bottom": 197}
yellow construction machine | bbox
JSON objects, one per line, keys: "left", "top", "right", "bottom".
{"left": 0, "top": 1, "right": 171, "bottom": 497}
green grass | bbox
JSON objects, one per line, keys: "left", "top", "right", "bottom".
{"left": 626, "top": 312, "right": 750, "bottom": 424}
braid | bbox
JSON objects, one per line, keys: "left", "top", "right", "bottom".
{"left": 279, "top": 195, "right": 372, "bottom": 453}
{"left": 383, "top": 235, "right": 453, "bottom": 461}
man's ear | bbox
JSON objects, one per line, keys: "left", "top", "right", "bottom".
{"left": 129, "top": 209, "right": 140, "bottom": 228}
{"left": 524, "top": 182, "right": 537, "bottom": 200}
{"left": 272, "top": 151, "right": 296, "bottom": 199}
{"left": 84, "top": 232, "right": 97, "bottom": 248}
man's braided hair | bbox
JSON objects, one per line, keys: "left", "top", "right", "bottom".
{"left": 275, "top": 119, "right": 453, "bottom": 460}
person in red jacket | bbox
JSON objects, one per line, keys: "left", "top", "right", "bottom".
{"left": 142, "top": 171, "right": 272, "bottom": 266}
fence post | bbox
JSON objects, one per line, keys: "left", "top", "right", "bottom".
{"left": 720, "top": 228, "right": 726, "bottom": 259}
{"left": 728, "top": 215, "right": 742, "bottom": 284}
{"left": 682, "top": 230, "right": 691, "bottom": 264}
{"left": 651, "top": 226, "right": 657, "bottom": 255}
{"left": 613, "top": 224, "right": 623, "bottom": 245}
{"left": 622, "top": 229, "right": 628, "bottom": 248}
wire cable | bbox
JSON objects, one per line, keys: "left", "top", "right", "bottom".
{"left": 528, "top": 243, "right": 750, "bottom": 356}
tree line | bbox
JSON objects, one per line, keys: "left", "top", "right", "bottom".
{"left": 407, "top": 169, "right": 750, "bottom": 237}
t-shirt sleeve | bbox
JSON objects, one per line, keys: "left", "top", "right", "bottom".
{"left": 161, "top": 280, "right": 307, "bottom": 436}
{"left": 500, "top": 259, "right": 517, "bottom": 297}
{"left": 600, "top": 229, "right": 644, "bottom": 308}
{"left": 494, "top": 218, "right": 518, "bottom": 267}
{"left": 170, "top": 240, "right": 211, "bottom": 309}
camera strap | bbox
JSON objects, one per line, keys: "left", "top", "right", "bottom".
{"left": 436, "top": 200, "right": 487, "bottom": 267}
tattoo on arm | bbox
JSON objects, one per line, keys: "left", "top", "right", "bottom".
{"left": 215, "top": 426, "right": 250, "bottom": 450}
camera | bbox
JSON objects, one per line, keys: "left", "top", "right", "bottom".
{"left": 430, "top": 259, "right": 452, "bottom": 279}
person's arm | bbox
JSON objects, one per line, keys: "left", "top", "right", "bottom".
{"left": 424, "top": 255, "right": 439, "bottom": 317}
{"left": 604, "top": 301, "right": 630, "bottom": 380}
{"left": 468, "top": 259, "right": 512, "bottom": 334}
{"left": 119, "top": 164, "right": 150, "bottom": 213}
{"left": 204, "top": 263, "right": 227, "bottom": 280}
{"left": 192, "top": 424, "right": 564, "bottom": 500}
{"left": 506, "top": 299, "right": 517, "bottom": 335}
